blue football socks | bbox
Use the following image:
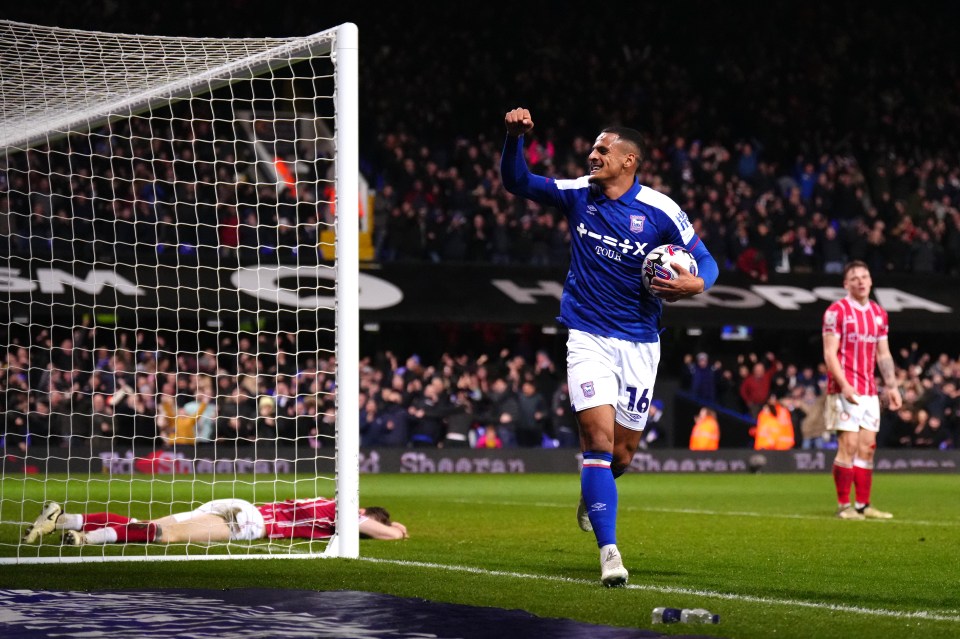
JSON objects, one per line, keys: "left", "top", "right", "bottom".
{"left": 581, "top": 451, "right": 618, "bottom": 548}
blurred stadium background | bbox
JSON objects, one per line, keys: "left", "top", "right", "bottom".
{"left": 3, "top": 0, "right": 957, "bottom": 456}
{"left": 2, "top": 2, "right": 960, "bottom": 637}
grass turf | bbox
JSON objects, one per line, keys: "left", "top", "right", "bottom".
{"left": 1, "top": 472, "right": 959, "bottom": 638}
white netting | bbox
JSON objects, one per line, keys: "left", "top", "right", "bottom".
{"left": 0, "top": 20, "right": 359, "bottom": 563}
{"left": 0, "top": 20, "right": 333, "bottom": 150}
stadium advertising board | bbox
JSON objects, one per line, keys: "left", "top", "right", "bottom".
{"left": 6, "top": 447, "right": 958, "bottom": 475}
{"left": 1, "top": 259, "right": 956, "bottom": 330}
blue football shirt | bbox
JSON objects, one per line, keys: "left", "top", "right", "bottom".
{"left": 501, "top": 134, "right": 716, "bottom": 342}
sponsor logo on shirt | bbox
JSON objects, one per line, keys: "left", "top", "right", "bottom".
{"left": 586, "top": 205, "right": 598, "bottom": 215}
{"left": 575, "top": 222, "right": 649, "bottom": 262}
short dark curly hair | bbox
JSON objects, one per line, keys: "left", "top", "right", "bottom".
{"left": 600, "top": 125, "right": 644, "bottom": 173}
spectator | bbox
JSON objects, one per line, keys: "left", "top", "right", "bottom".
{"left": 360, "top": 398, "right": 390, "bottom": 448}
{"left": 716, "top": 368, "right": 743, "bottom": 414}
{"left": 549, "top": 381, "right": 578, "bottom": 448}
{"left": 4, "top": 396, "right": 30, "bottom": 453}
{"left": 443, "top": 391, "right": 475, "bottom": 449}
{"left": 752, "top": 393, "right": 795, "bottom": 450}
{"left": 800, "top": 390, "right": 832, "bottom": 450}
{"left": 689, "top": 407, "right": 720, "bottom": 451}
{"left": 47, "top": 390, "right": 74, "bottom": 447}
{"left": 253, "top": 395, "right": 277, "bottom": 441}
{"left": 89, "top": 393, "right": 115, "bottom": 443}
{"left": 736, "top": 142, "right": 760, "bottom": 182}
{"left": 890, "top": 407, "right": 917, "bottom": 448}
{"left": 639, "top": 399, "right": 665, "bottom": 450}
{"left": 407, "top": 378, "right": 449, "bottom": 447}
{"left": 735, "top": 247, "right": 769, "bottom": 281}
{"left": 912, "top": 410, "right": 951, "bottom": 449}
{"left": 740, "top": 356, "right": 779, "bottom": 418}
{"left": 516, "top": 379, "right": 547, "bottom": 447}
{"left": 113, "top": 391, "right": 158, "bottom": 446}
{"left": 820, "top": 225, "right": 846, "bottom": 273}
{"left": 217, "top": 385, "right": 257, "bottom": 442}
{"left": 27, "top": 400, "right": 52, "bottom": 451}
{"left": 186, "top": 387, "right": 217, "bottom": 443}
{"left": 483, "top": 377, "right": 521, "bottom": 447}
{"left": 685, "top": 352, "right": 719, "bottom": 403}
{"left": 474, "top": 426, "right": 502, "bottom": 449}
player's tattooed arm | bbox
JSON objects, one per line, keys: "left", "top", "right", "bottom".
{"left": 876, "top": 340, "right": 903, "bottom": 410}
{"left": 877, "top": 354, "right": 897, "bottom": 387}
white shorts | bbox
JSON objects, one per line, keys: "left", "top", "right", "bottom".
{"left": 566, "top": 329, "right": 660, "bottom": 432}
{"left": 173, "top": 498, "right": 266, "bottom": 541}
{"left": 825, "top": 394, "right": 881, "bottom": 433}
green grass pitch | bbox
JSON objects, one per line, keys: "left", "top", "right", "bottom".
{"left": 2, "top": 472, "right": 959, "bottom": 638}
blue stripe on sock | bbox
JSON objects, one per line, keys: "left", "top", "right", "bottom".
{"left": 581, "top": 451, "right": 617, "bottom": 548}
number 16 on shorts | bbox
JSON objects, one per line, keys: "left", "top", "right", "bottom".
{"left": 619, "top": 386, "right": 651, "bottom": 431}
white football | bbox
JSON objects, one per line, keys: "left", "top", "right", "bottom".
{"left": 641, "top": 244, "right": 698, "bottom": 296}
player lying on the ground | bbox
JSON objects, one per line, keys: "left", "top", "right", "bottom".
{"left": 23, "top": 497, "right": 409, "bottom": 545}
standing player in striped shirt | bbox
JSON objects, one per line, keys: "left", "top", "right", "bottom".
{"left": 24, "top": 497, "right": 408, "bottom": 545}
{"left": 822, "top": 260, "right": 902, "bottom": 520}
{"left": 501, "top": 108, "right": 719, "bottom": 586}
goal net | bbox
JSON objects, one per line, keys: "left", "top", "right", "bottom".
{"left": 0, "top": 20, "right": 360, "bottom": 562}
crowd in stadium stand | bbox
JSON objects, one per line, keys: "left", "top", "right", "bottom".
{"left": 357, "top": 4, "right": 960, "bottom": 275}
{"left": 2, "top": 326, "right": 957, "bottom": 453}
{"left": 2, "top": 4, "right": 959, "bottom": 454}
{"left": 3, "top": 3, "right": 959, "bottom": 274}
{"left": 0, "top": 115, "right": 328, "bottom": 267}
{"left": 347, "top": 5, "right": 960, "bottom": 275}
{"left": 367, "top": 128, "right": 959, "bottom": 276}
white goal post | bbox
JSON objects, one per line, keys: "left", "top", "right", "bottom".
{"left": 0, "top": 20, "right": 359, "bottom": 562}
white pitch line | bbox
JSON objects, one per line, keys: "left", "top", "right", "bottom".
{"left": 448, "top": 498, "right": 960, "bottom": 527}
{"left": 360, "top": 556, "right": 960, "bottom": 624}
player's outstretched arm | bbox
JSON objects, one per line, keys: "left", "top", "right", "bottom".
{"left": 359, "top": 518, "right": 408, "bottom": 540}
{"left": 152, "top": 514, "right": 233, "bottom": 543}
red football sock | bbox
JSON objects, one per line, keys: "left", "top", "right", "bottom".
{"left": 853, "top": 464, "right": 873, "bottom": 506}
{"left": 832, "top": 462, "right": 854, "bottom": 505}
{"left": 114, "top": 522, "right": 158, "bottom": 543}
{"left": 83, "top": 512, "right": 134, "bottom": 532}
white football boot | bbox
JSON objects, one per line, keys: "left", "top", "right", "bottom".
{"left": 577, "top": 495, "right": 593, "bottom": 532}
{"left": 859, "top": 505, "right": 893, "bottom": 519}
{"left": 62, "top": 530, "right": 88, "bottom": 546}
{"left": 23, "top": 502, "right": 62, "bottom": 544}
{"left": 835, "top": 505, "right": 865, "bottom": 520}
{"left": 600, "top": 545, "right": 628, "bottom": 588}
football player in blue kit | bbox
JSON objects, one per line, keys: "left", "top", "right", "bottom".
{"left": 501, "top": 108, "right": 719, "bottom": 587}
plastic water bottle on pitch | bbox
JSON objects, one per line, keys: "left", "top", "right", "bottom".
{"left": 652, "top": 607, "right": 719, "bottom": 624}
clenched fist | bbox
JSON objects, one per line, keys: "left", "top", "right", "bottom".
{"left": 505, "top": 108, "right": 534, "bottom": 137}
